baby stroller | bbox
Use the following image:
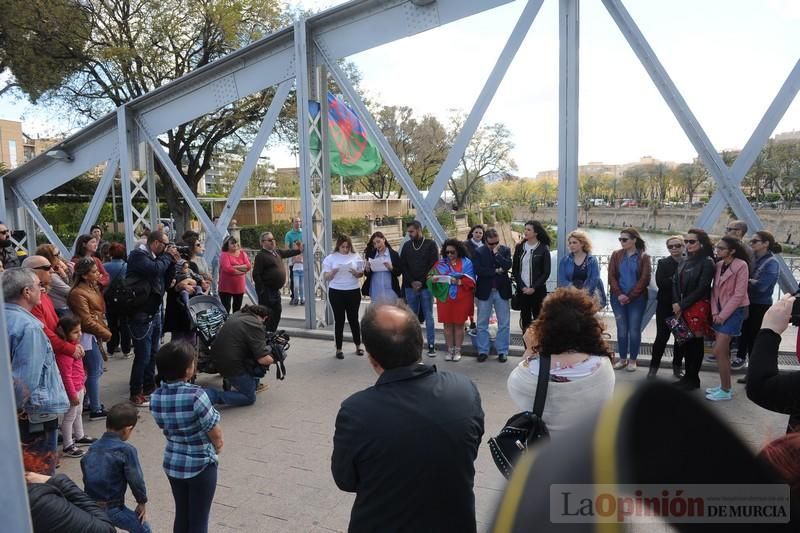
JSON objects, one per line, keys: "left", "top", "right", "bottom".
{"left": 186, "top": 295, "right": 228, "bottom": 375}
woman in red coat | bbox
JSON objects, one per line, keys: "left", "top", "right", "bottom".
{"left": 427, "top": 239, "right": 475, "bottom": 362}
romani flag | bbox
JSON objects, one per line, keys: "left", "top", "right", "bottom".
{"left": 309, "top": 92, "right": 382, "bottom": 177}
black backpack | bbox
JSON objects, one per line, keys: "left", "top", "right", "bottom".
{"left": 104, "top": 274, "right": 151, "bottom": 315}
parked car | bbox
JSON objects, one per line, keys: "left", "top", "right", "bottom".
{"left": 621, "top": 200, "right": 639, "bottom": 207}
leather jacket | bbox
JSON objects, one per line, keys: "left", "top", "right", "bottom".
{"left": 672, "top": 254, "right": 715, "bottom": 310}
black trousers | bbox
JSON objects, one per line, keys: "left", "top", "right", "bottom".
{"left": 518, "top": 289, "right": 546, "bottom": 333}
{"left": 652, "top": 307, "right": 684, "bottom": 370}
{"left": 737, "top": 303, "right": 770, "bottom": 362}
{"left": 106, "top": 310, "right": 131, "bottom": 355}
{"left": 219, "top": 292, "right": 243, "bottom": 315}
{"left": 681, "top": 337, "right": 705, "bottom": 386}
{"left": 168, "top": 463, "right": 217, "bottom": 533}
{"left": 259, "top": 288, "right": 282, "bottom": 332}
{"left": 329, "top": 288, "right": 362, "bottom": 350}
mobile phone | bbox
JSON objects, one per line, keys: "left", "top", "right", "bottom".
{"left": 791, "top": 296, "right": 800, "bottom": 327}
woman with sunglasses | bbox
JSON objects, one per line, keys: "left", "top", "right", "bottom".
{"left": 428, "top": 239, "right": 475, "bottom": 361}
{"left": 512, "top": 220, "right": 552, "bottom": 333}
{"left": 608, "top": 228, "right": 651, "bottom": 372}
{"left": 649, "top": 235, "right": 686, "bottom": 379}
{"left": 672, "top": 229, "right": 715, "bottom": 390}
{"left": 706, "top": 236, "right": 751, "bottom": 401}
{"left": 734, "top": 230, "right": 782, "bottom": 381}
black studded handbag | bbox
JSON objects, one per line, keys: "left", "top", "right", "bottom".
{"left": 488, "top": 354, "right": 551, "bottom": 479}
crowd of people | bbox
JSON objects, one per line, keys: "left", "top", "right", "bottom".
{"left": 5, "top": 213, "right": 800, "bottom": 531}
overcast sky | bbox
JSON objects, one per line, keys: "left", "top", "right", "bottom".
{"left": 3, "top": 0, "right": 800, "bottom": 177}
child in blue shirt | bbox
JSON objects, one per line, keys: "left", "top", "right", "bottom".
{"left": 81, "top": 402, "right": 151, "bottom": 533}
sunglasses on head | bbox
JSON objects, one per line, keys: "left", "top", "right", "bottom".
{"left": 683, "top": 239, "right": 697, "bottom": 245}
{"left": 667, "top": 243, "right": 683, "bottom": 250}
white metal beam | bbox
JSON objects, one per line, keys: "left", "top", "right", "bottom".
{"left": 77, "top": 158, "right": 117, "bottom": 245}
{"left": 319, "top": 44, "right": 448, "bottom": 244}
{"left": 11, "top": 185, "right": 70, "bottom": 259}
{"left": 425, "top": 0, "right": 544, "bottom": 209}
{"left": 117, "top": 106, "right": 138, "bottom": 252}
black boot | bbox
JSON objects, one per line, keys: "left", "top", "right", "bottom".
{"left": 646, "top": 366, "right": 658, "bottom": 379}
{"left": 672, "top": 365, "right": 683, "bottom": 379}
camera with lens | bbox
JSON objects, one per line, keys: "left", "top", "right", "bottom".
{"left": 174, "top": 244, "right": 192, "bottom": 260}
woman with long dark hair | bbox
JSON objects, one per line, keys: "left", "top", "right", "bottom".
{"left": 323, "top": 235, "right": 365, "bottom": 359}
{"left": 72, "top": 234, "right": 110, "bottom": 290}
{"left": 362, "top": 231, "right": 402, "bottom": 305}
{"left": 463, "top": 224, "right": 484, "bottom": 333}
{"left": 512, "top": 220, "right": 552, "bottom": 332}
{"left": 735, "top": 230, "right": 782, "bottom": 379}
{"left": 68, "top": 258, "right": 112, "bottom": 420}
{"left": 427, "top": 239, "right": 476, "bottom": 361}
{"left": 706, "top": 236, "right": 751, "bottom": 401}
{"left": 650, "top": 235, "right": 685, "bottom": 379}
{"left": 608, "top": 228, "right": 651, "bottom": 372}
{"left": 672, "top": 229, "right": 715, "bottom": 390}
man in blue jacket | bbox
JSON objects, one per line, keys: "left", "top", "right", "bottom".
{"left": 125, "top": 230, "right": 178, "bottom": 407}
{"left": 332, "top": 303, "right": 484, "bottom": 532}
{"left": 4, "top": 267, "right": 69, "bottom": 475}
{"left": 473, "top": 228, "right": 513, "bottom": 363}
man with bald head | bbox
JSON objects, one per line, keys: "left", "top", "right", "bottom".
{"left": 332, "top": 303, "right": 485, "bottom": 532}
{"left": 24, "top": 255, "right": 86, "bottom": 363}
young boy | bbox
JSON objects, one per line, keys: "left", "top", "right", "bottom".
{"left": 81, "top": 402, "right": 151, "bottom": 533}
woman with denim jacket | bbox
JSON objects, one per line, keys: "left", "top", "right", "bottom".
{"left": 557, "top": 230, "right": 602, "bottom": 302}
{"left": 608, "top": 228, "right": 651, "bottom": 372}
{"left": 512, "top": 220, "right": 551, "bottom": 333}
{"left": 672, "top": 229, "right": 715, "bottom": 391}
{"left": 706, "top": 236, "right": 751, "bottom": 401}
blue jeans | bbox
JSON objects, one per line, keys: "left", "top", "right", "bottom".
{"left": 83, "top": 339, "right": 103, "bottom": 412}
{"left": 476, "top": 290, "right": 511, "bottom": 355}
{"left": 128, "top": 311, "right": 162, "bottom": 396}
{"left": 611, "top": 296, "right": 647, "bottom": 360}
{"left": 292, "top": 269, "right": 304, "bottom": 302}
{"left": 168, "top": 463, "right": 217, "bottom": 533}
{"left": 204, "top": 373, "right": 258, "bottom": 406}
{"left": 404, "top": 287, "right": 435, "bottom": 346}
{"left": 106, "top": 506, "right": 152, "bottom": 533}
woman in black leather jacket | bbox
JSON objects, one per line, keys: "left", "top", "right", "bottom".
{"left": 512, "top": 220, "right": 552, "bottom": 332}
{"left": 671, "top": 228, "right": 715, "bottom": 390}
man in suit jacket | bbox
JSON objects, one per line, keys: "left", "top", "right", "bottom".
{"left": 331, "top": 303, "right": 485, "bottom": 533}
{"left": 473, "top": 228, "right": 513, "bottom": 363}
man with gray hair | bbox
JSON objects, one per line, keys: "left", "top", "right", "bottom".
{"left": 252, "top": 231, "right": 302, "bottom": 331}
{"left": 3, "top": 267, "right": 69, "bottom": 474}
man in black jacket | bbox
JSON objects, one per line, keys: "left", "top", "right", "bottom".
{"left": 125, "top": 230, "right": 178, "bottom": 406}
{"left": 252, "top": 231, "right": 302, "bottom": 332}
{"left": 27, "top": 472, "right": 116, "bottom": 533}
{"left": 399, "top": 220, "right": 440, "bottom": 356}
{"left": 332, "top": 303, "right": 485, "bottom": 533}
{"left": 473, "top": 228, "right": 512, "bottom": 363}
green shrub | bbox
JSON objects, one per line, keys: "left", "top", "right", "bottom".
{"left": 483, "top": 211, "right": 495, "bottom": 225}
{"left": 436, "top": 211, "right": 455, "bottom": 230}
{"left": 332, "top": 217, "right": 370, "bottom": 238}
{"left": 495, "top": 206, "right": 513, "bottom": 223}
{"left": 239, "top": 221, "right": 292, "bottom": 249}
{"left": 467, "top": 212, "right": 482, "bottom": 227}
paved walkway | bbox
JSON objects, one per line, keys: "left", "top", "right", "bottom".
{"left": 57, "top": 329, "right": 791, "bottom": 533}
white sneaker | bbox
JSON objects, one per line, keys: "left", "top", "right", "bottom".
{"left": 444, "top": 348, "right": 453, "bottom": 362}
{"left": 625, "top": 361, "right": 638, "bottom": 372}
{"left": 613, "top": 360, "right": 628, "bottom": 370}
{"left": 453, "top": 351, "right": 462, "bottom": 362}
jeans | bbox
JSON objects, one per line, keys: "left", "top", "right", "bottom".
{"left": 328, "top": 288, "right": 362, "bottom": 350}
{"left": 168, "top": 463, "right": 217, "bottom": 533}
{"left": 292, "top": 269, "right": 304, "bottom": 303}
{"left": 611, "top": 295, "right": 647, "bottom": 361}
{"left": 106, "top": 506, "right": 152, "bottom": 533}
{"left": 129, "top": 312, "right": 162, "bottom": 397}
{"left": 205, "top": 373, "right": 258, "bottom": 406}
{"left": 404, "top": 287, "right": 435, "bottom": 346}
{"left": 476, "top": 290, "right": 511, "bottom": 355}
{"left": 83, "top": 339, "right": 104, "bottom": 412}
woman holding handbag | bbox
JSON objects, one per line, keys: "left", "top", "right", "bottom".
{"left": 608, "top": 228, "right": 651, "bottom": 372}
{"left": 706, "top": 236, "right": 751, "bottom": 401}
{"left": 672, "top": 229, "right": 715, "bottom": 391}
{"left": 649, "top": 235, "right": 686, "bottom": 379}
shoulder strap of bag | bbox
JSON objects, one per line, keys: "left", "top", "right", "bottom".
{"left": 532, "top": 354, "right": 551, "bottom": 417}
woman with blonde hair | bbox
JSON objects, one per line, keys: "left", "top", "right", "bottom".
{"left": 557, "top": 230, "right": 603, "bottom": 303}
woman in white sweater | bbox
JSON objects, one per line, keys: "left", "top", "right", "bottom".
{"left": 323, "top": 235, "right": 365, "bottom": 360}
{"left": 507, "top": 287, "right": 615, "bottom": 439}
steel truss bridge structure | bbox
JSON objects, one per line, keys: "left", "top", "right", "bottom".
{"left": 1, "top": 1, "right": 799, "bottom": 528}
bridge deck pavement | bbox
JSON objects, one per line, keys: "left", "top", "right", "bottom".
{"left": 57, "top": 335, "right": 791, "bottom": 532}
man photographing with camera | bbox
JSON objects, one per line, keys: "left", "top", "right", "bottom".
{"left": 204, "top": 305, "right": 280, "bottom": 406}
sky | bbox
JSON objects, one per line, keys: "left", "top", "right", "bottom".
{"left": 3, "top": 0, "right": 800, "bottom": 178}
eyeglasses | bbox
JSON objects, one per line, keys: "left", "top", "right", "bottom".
{"left": 0, "top": 230, "right": 8, "bottom": 235}
{"left": 667, "top": 244, "right": 683, "bottom": 250}
{"left": 486, "top": 241, "right": 499, "bottom": 247}
{"left": 683, "top": 239, "right": 697, "bottom": 245}
{"left": 618, "top": 237, "right": 630, "bottom": 242}
{"left": 750, "top": 239, "right": 762, "bottom": 244}
{"left": 726, "top": 227, "right": 740, "bottom": 232}
{"left": 32, "top": 265, "right": 52, "bottom": 271}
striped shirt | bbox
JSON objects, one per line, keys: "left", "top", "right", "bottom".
{"left": 150, "top": 381, "right": 220, "bottom": 479}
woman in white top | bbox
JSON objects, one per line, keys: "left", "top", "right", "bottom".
{"left": 507, "top": 287, "right": 615, "bottom": 439}
{"left": 323, "top": 235, "right": 365, "bottom": 360}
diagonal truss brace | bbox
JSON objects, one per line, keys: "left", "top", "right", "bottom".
{"left": 76, "top": 157, "right": 118, "bottom": 252}
{"left": 425, "top": 0, "right": 544, "bottom": 209}
{"left": 602, "top": 0, "right": 798, "bottom": 291}
{"left": 317, "top": 44, "right": 447, "bottom": 244}
{"left": 11, "top": 185, "right": 70, "bottom": 259}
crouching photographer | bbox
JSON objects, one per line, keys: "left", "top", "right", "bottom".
{"left": 204, "top": 305, "right": 284, "bottom": 406}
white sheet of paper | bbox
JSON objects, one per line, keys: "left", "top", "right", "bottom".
{"left": 369, "top": 258, "right": 388, "bottom": 272}
{"left": 431, "top": 275, "right": 452, "bottom": 284}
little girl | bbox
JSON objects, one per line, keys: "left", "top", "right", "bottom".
{"left": 55, "top": 315, "right": 96, "bottom": 458}
{"left": 150, "top": 341, "right": 223, "bottom": 533}
{"left": 291, "top": 240, "right": 304, "bottom": 305}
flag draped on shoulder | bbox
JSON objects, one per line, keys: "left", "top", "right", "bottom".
{"left": 309, "top": 92, "right": 382, "bottom": 177}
